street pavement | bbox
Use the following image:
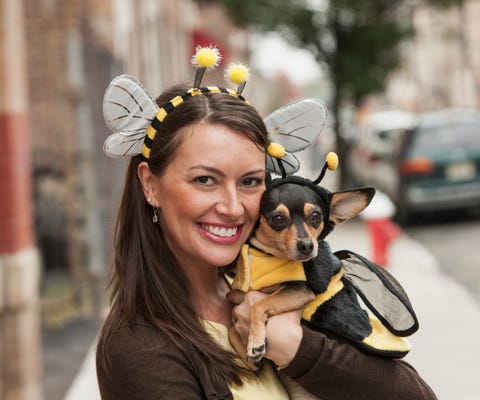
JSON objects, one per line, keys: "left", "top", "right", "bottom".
{"left": 62, "top": 154, "right": 480, "bottom": 399}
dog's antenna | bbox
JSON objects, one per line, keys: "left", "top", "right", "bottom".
{"left": 312, "top": 152, "right": 338, "bottom": 185}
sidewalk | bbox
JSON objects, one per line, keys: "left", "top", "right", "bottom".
{"left": 63, "top": 218, "right": 480, "bottom": 400}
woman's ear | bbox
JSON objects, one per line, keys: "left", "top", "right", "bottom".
{"left": 137, "top": 161, "right": 161, "bottom": 207}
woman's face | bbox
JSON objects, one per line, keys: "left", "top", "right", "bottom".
{"left": 149, "top": 122, "right": 266, "bottom": 271}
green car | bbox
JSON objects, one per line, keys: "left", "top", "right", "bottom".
{"left": 396, "top": 109, "right": 480, "bottom": 221}
{"left": 347, "top": 108, "right": 480, "bottom": 223}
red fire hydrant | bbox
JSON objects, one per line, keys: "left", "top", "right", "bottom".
{"left": 360, "top": 191, "right": 401, "bottom": 267}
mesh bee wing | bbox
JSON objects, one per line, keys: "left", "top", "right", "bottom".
{"left": 264, "top": 98, "right": 328, "bottom": 176}
{"left": 102, "top": 75, "right": 159, "bottom": 158}
{"left": 335, "top": 249, "right": 419, "bottom": 336}
{"left": 266, "top": 153, "right": 300, "bottom": 176}
{"left": 264, "top": 98, "right": 328, "bottom": 153}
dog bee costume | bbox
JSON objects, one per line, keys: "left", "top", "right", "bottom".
{"left": 232, "top": 152, "right": 418, "bottom": 358}
{"left": 103, "top": 46, "right": 418, "bottom": 359}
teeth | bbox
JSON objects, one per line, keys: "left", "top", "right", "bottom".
{"left": 202, "top": 224, "right": 238, "bottom": 237}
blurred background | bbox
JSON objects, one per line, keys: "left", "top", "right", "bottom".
{"left": 1, "top": 0, "right": 479, "bottom": 399}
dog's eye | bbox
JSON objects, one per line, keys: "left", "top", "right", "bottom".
{"left": 308, "top": 210, "right": 323, "bottom": 226}
{"left": 268, "top": 213, "right": 288, "bottom": 230}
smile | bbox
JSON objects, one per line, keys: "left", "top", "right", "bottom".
{"left": 200, "top": 224, "right": 239, "bottom": 238}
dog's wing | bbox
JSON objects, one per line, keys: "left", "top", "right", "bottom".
{"left": 335, "top": 249, "right": 419, "bottom": 337}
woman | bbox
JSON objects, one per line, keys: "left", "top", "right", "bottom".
{"left": 96, "top": 53, "right": 436, "bottom": 399}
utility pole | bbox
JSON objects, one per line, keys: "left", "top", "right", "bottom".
{"left": 0, "top": 0, "right": 43, "bottom": 399}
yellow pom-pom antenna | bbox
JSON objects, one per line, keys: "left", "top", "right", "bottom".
{"left": 267, "top": 142, "right": 286, "bottom": 159}
{"left": 192, "top": 46, "right": 221, "bottom": 88}
{"left": 312, "top": 151, "right": 339, "bottom": 185}
{"left": 226, "top": 63, "right": 249, "bottom": 84}
{"left": 326, "top": 151, "right": 339, "bottom": 170}
{"left": 192, "top": 46, "right": 221, "bottom": 69}
{"left": 225, "top": 62, "right": 249, "bottom": 95}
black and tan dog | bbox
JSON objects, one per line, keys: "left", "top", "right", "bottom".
{"left": 229, "top": 169, "right": 418, "bottom": 369}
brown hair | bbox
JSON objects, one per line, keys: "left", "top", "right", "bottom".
{"left": 97, "top": 82, "right": 269, "bottom": 387}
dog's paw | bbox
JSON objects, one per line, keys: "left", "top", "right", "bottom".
{"left": 246, "top": 338, "right": 268, "bottom": 363}
{"left": 243, "top": 358, "right": 263, "bottom": 372}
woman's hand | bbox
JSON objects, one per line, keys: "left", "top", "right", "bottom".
{"left": 227, "top": 290, "right": 304, "bottom": 368}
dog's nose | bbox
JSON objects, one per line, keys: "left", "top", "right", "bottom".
{"left": 297, "top": 239, "right": 314, "bottom": 256}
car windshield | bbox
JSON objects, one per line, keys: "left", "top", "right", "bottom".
{"left": 411, "top": 121, "right": 480, "bottom": 151}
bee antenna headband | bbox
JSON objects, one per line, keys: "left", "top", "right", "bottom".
{"left": 102, "top": 46, "right": 329, "bottom": 177}
{"left": 102, "top": 46, "right": 253, "bottom": 160}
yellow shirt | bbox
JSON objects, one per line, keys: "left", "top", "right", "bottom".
{"left": 202, "top": 320, "right": 290, "bottom": 400}
{"left": 232, "top": 245, "right": 306, "bottom": 292}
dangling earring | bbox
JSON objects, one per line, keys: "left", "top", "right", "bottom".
{"left": 152, "top": 207, "right": 158, "bottom": 224}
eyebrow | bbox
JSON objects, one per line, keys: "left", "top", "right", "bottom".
{"left": 188, "top": 165, "right": 265, "bottom": 177}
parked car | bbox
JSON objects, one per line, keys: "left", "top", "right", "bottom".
{"left": 346, "top": 108, "right": 480, "bottom": 223}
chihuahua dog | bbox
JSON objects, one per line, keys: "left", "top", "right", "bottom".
{"left": 229, "top": 174, "right": 393, "bottom": 368}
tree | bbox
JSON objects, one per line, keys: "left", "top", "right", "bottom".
{"left": 220, "top": 0, "right": 464, "bottom": 186}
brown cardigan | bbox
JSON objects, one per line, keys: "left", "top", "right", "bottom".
{"left": 96, "top": 322, "right": 437, "bottom": 400}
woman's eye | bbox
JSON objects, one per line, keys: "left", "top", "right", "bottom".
{"left": 242, "top": 177, "right": 263, "bottom": 187}
{"left": 195, "top": 176, "right": 215, "bottom": 186}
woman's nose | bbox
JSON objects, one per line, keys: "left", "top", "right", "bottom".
{"left": 216, "top": 187, "right": 244, "bottom": 218}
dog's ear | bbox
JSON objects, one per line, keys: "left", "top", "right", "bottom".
{"left": 329, "top": 187, "right": 376, "bottom": 225}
